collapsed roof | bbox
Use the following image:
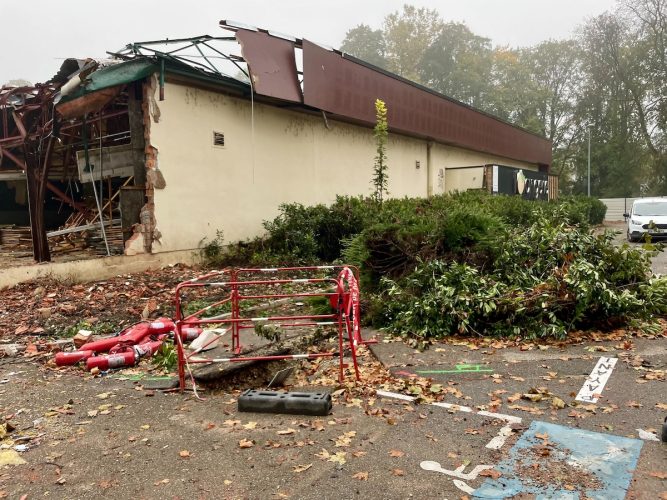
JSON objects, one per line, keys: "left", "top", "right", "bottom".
{"left": 53, "top": 20, "right": 551, "bottom": 167}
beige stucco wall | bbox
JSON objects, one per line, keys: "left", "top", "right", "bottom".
{"left": 149, "top": 82, "right": 541, "bottom": 253}
{"left": 445, "top": 167, "right": 486, "bottom": 192}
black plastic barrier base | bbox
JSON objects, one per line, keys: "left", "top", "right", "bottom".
{"left": 238, "top": 389, "right": 332, "bottom": 416}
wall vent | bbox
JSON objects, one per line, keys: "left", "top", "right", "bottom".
{"left": 213, "top": 131, "right": 225, "bottom": 147}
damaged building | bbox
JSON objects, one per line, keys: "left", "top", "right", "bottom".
{"left": 0, "top": 21, "right": 554, "bottom": 263}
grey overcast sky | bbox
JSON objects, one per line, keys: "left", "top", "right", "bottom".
{"left": 1, "top": 0, "right": 619, "bottom": 85}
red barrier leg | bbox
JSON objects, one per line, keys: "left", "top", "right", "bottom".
{"left": 175, "top": 322, "right": 186, "bottom": 393}
{"left": 344, "top": 313, "right": 361, "bottom": 381}
{"left": 337, "top": 303, "right": 345, "bottom": 383}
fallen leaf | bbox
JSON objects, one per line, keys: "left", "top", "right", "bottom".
{"left": 479, "top": 469, "right": 502, "bottom": 479}
{"left": 277, "top": 428, "right": 296, "bottom": 436}
{"left": 656, "top": 403, "right": 667, "bottom": 411}
{"left": 391, "top": 469, "right": 405, "bottom": 476}
{"left": 507, "top": 393, "right": 522, "bottom": 403}
{"left": 389, "top": 449, "right": 405, "bottom": 458}
{"left": 352, "top": 451, "right": 367, "bottom": 458}
{"left": 328, "top": 452, "right": 347, "bottom": 465}
{"left": 243, "top": 421, "right": 258, "bottom": 430}
{"left": 334, "top": 431, "right": 356, "bottom": 447}
{"left": 239, "top": 439, "right": 254, "bottom": 449}
{"left": 0, "top": 450, "right": 26, "bottom": 466}
{"left": 154, "top": 479, "right": 170, "bottom": 486}
{"left": 650, "top": 472, "right": 667, "bottom": 479}
{"left": 140, "top": 424, "right": 150, "bottom": 430}
{"left": 293, "top": 463, "right": 312, "bottom": 473}
{"left": 551, "top": 397, "right": 566, "bottom": 409}
{"left": 352, "top": 471, "right": 369, "bottom": 481}
{"left": 179, "top": 450, "right": 191, "bottom": 458}
{"left": 522, "top": 393, "right": 543, "bottom": 403}
{"left": 99, "top": 480, "right": 113, "bottom": 489}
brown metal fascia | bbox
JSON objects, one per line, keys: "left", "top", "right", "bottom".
{"left": 234, "top": 29, "right": 302, "bottom": 103}
{"left": 302, "top": 40, "right": 552, "bottom": 167}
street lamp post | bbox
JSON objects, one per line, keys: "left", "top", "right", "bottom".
{"left": 587, "top": 125, "right": 591, "bottom": 197}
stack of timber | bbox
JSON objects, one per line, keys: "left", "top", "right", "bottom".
{"left": 0, "top": 225, "right": 32, "bottom": 250}
{"left": 85, "top": 225, "right": 124, "bottom": 255}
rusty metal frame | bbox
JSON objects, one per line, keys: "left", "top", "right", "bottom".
{"left": 1, "top": 83, "right": 60, "bottom": 261}
{"left": 1, "top": 80, "right": 134, "bottom": 262}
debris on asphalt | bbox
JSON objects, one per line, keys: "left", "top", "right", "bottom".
{"left": 0, "top": 449, "right": 26, "bottom": 466}
{"left": 513, "top": 442, "right": 603, "bottom": 492}
{"left": 637, "top": 428, "right": 661, "bottom": 441}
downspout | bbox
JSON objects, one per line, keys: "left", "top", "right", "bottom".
{"left": 426, "top": 141, "right": 434, "bottom": 197}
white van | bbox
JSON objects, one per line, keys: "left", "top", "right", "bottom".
{"left": 625, "top": 198, "right": 667, "bottom": 242}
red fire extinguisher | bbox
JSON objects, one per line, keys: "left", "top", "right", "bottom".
{"left": 177, "top": 326, "right": 203, "bottom": 341}
{"left": 55, "top": 350, "right": 94, "bottom": 366}
{"left": 148, "top": 318, "right": 175, "bottom": 334}
{"left": 86, "top": 337, "right": 165, "bottom": 371}
{"left": 79, "top": 322, "right": 153, "bottom": 354}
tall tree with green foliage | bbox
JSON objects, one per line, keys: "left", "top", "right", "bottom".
{"left": 373, "top": 99, "right": 389, "bottom": 204}
{"left": 383, "top": 5, "right": 443, "bottom": 82}
{"left": 419, "top": 22, "right": 493, "bottom": 107}
{"left": 340, "top": 24, "right": 387, "bottom": 68}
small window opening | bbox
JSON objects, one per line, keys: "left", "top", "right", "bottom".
{"left": 213, "top": 131, "right": 225, "bottom": 147}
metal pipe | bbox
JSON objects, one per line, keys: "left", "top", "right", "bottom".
{"left": 587, "top": 125, "right": 591, "bottom": 197}
{"left": 82, "top": 116, "right": 111, "bottom": 256}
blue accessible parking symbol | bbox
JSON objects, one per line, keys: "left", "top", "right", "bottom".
{"left": 474, "top": 420, "right": 643, "bottom": 499}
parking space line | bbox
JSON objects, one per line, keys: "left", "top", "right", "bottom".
{"left": 575, "top": 356, "right": 617, "bottom": 403}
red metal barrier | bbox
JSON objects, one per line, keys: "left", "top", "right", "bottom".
{"left": 173, "top": 266, "right": 364, "bottom": 392}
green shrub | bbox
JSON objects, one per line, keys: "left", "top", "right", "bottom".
{"left": 555, "top": 195, "right": 607, "bottom": 225}
{"left": 376, "top": 219, "right": 664, "bottom": 340}
{"left": 196, "top": 190, "right": 657, "bottom": 340}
